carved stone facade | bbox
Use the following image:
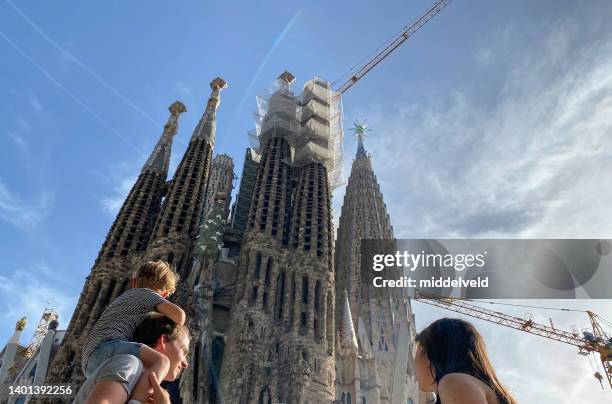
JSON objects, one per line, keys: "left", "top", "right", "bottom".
{"left": 36, "top": 72, "right": 425, "bottom": 404}
{"left": 37, "top": 101, "right": 187, "bottom": 401}
{"left": 218, "top": 74, "right": 337, "bottom": 404}
{"left": 334, "top": 129, "right": 426, "bottom": 404}
{"left": 201, "top": 154, "right": 235, "bottom": 223}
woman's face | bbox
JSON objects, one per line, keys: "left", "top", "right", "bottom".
{"left": 415, "top": 344, "right": 436, "bottom": 392}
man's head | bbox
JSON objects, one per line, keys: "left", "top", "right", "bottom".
{"left": 133, "top": 313, "right": 190, "bottom": 380}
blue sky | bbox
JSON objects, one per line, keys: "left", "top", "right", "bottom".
{"left": 1, "top": 0, "right": 612, "bottom": 402}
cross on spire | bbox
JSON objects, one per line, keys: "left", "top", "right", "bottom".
{"left": 350, "top": 119, "right": 371, "bottom": 159}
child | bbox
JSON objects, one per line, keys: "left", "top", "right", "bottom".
{"left": 81, "top": 261, "right": 186, "bottom": 404}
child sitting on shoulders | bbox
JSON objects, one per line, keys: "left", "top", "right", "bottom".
{"left": 81, "top": 260, "right": 186, "bottom": 404}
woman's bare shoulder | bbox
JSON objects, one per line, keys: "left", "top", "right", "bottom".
{"left": 438, "top": 373, "right": 494, "bottom": 404}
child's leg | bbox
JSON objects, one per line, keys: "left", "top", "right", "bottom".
{"left": 129, "top": 345, "right": 171, "bottom": 402}
{"left": 85, "top": 380, "right": 128, "bottom": 404}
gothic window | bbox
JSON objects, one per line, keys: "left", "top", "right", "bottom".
{"left": 300, "top": 312, "right": 308, "bottom": 332}
{"left": 314, "top": 281, "right": 321, "bottom": 311}
{"left": 254, "top": 253, "right": 262, "bottom": 280}
{"left": 250, "top": 286, "right": 258, "bottom": 305}
{"left": 288, "top": 273, "right": 296, "bottom": 329}
{"left": 274, "top": 271, "right": 285, "bottom": 321}
{"left": 326, "top": 292, "right": 334, "bottom": 353}
{"left": 314, "top": 280, "right": 322, "bottom": 339}
{"left": 258, "top": 386, "right": 272, "bottom": 404}
{"left": 302, "top": 276, "right": 309, "bottom": 304}
{"left": 265, "top": 258, "right": 272, "bottom": 285}
{"left": 211, "top": 337, "right": 225, "bottom": 380}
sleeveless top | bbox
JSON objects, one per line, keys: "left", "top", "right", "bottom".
{"left": 434, "top": 371, "right": 509, "bottom": 404}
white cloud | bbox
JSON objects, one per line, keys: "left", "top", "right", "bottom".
{"left": 15, "top": 117, "right": 32, "bottom": 132}
{"left": 0, "top": 261, "right": 78, "bottom": 348}
{"left": 0, "top": 178, "right": 54, "bottom": 230}
{"left": 29, "top": 96, "right": 43, "bottom": 112}
{"left": 99, "top": 162, "right": 139, "bottom": 216}
{"left": 344, "top": 13, "right": 612, "bottom": 240}
{"left": 7, "top": 131, "right": 27, "bottom": 149}
{"left": 334, "top": 8, "right": 612, "bottom": 404}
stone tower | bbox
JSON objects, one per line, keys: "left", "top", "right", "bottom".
{"left": 230, "top": 148, "right": 260, "bottom": 234}
{"left": 40, "top": 101, "right": 186, "bottom": 392}
{"left": 218, "top": 73, "right": 338, "bottom": 403}
{"left": 334, "top": 124, "right": 422, "bottom": 404}
{"left": 202, "top": 154, "right": 235, "bottom": 222}
{"left": 145, "top": 78, "right": 226, "bottom": 273}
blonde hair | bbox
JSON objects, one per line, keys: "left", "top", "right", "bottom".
{"left": 134, "top": 261, "right": 178, "bottom": 295}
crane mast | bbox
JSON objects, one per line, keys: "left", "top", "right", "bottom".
{"left": 335, "top": 0, "right": 453, "bottom": 94}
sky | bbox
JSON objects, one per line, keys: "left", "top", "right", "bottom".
{"left": 1, "top": 0, "right": 612, "bottom": 402}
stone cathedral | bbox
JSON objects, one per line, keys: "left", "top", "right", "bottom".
{"left": 38, "top": 72, "right": 428, "bottom": 404}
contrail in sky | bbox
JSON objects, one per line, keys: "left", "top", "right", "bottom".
{"left": 4, "top": 0, "right": 162, "bottom": 129}
{"left": 0, "top": 30, "right": 143, "bottom": 154}
{"left": 219, "top": 10, "right": 302, "bottom": 151}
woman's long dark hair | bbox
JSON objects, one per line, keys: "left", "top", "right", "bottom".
{"left": 415, "top": 318, "right": 516, "bottom": 404}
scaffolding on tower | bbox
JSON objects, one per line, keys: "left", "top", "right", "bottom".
{"left": 249, "top": 73, "right": 345, "bottom": 189}
{"left": 23, "top": 307, "right": 59, "bottom": 358}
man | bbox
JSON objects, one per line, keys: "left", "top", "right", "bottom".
{"left": 74, "top": 313, "right": 190, "bottom": 404}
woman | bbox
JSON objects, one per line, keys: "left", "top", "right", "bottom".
{"left": 414, "top": 318, "right": 516, "bottom": 404}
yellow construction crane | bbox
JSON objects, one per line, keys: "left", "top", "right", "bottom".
{"left": 413, "top": 291, "right": 612, "bottom": 390}
{"left": 333, "top": 0, "right": 453, "bottom": 94}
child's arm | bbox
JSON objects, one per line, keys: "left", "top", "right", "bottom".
{"left": 155, "top": 302, "right": 186, "bottom": 326}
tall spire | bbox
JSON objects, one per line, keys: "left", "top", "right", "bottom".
{"left": 146, "top": 76, "right": 228, "bottom": 279}
{"left": 191, "top": 77, "right": 227, "bottom": 146}
{"left": 350, "top": 120, "right": 371, "bottom": 160}
{"left": 338, "top": 291, "right": 358, "bottom": 354}
{"left": 143, "top": 101, "right": 186, "bottom": 174}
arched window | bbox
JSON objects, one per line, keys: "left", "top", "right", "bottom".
{"left": 274, "top": 271, "right": 285, "bottom": 320}
{"left": 258, "top": 386, "right": 272, "bottom": 404}
{"left": 314, "top": 280, "right": 322, "bottom": 339}
{"left": 263, "top": 257, "right": 273, "bottom": 309}
{"left": 211, "top": 337, "right": 225, "bottom": 379}
{"left": 314, "top": 281, "right": 321, "bottom": 311}
{"left": 254, "top": 253, "right": 262, "bottom": 280}
{"left": 326, "top": 292, "right": 334, "bottom": 353}
{"left": 288, "top": 273, "right": 296, "bottom": 329}
{"left": 265, "top": 257, "right": 273, "bottom": 284}
{"left": 302, "top": 276, "right": 309, "bottom": 304}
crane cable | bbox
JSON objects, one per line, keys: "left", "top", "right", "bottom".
{"left": 417, "top": 298, "right": 612, "bottom": 334}
{"left": 463, "top": 300, "right": 587, "bottom": 313}
{"left": 331, "top": 9, "right": 424, "bottom": 87}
